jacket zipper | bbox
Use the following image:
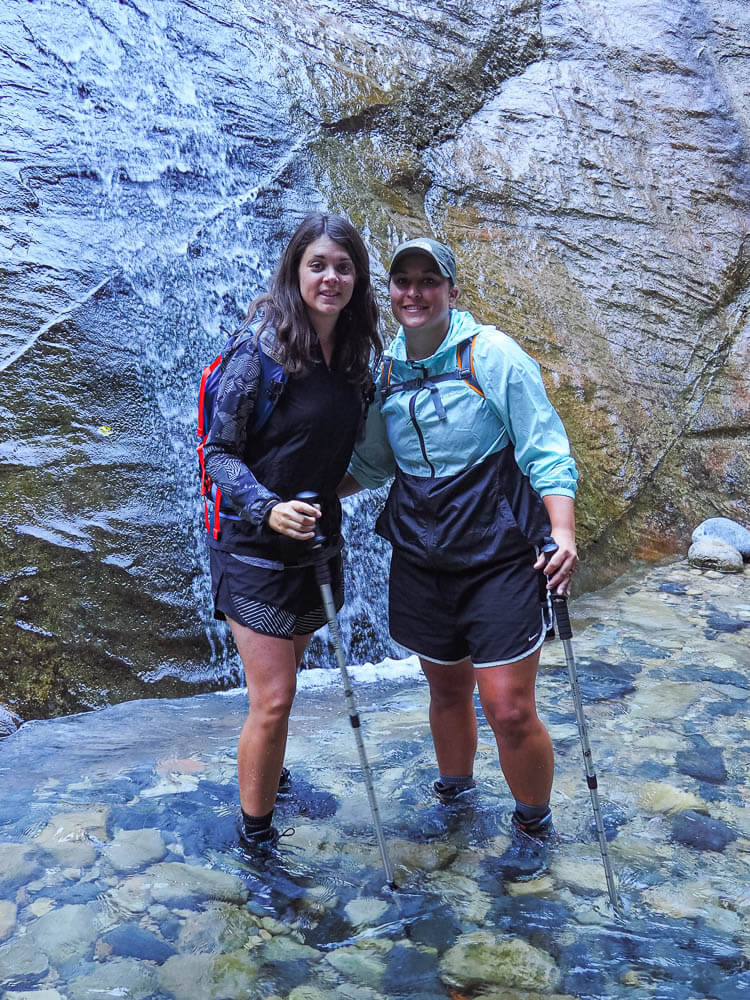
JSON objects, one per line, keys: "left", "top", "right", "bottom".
{"left": 408, "top": 390, "right": 435, "bottom": 477}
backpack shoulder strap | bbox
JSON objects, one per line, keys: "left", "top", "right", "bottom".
{"left": 379, "top": 335, "right": 485, "bottom": 401}
{"left": 456, "top": 335, "right": 485, "bottom": 397}
{"left": 252, "top": 328, "right": 289, "bottom": 433}
{"left": 378, "top": 356, "right": 394, "bottom": 397}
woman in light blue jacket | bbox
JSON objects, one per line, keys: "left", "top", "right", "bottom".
{"left": 340, "top": 237, "right": 578, "bottom": 874}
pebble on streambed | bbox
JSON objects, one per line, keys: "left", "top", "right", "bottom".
{"left": 0, "top": 555, "right": 749, "bottom": 1000}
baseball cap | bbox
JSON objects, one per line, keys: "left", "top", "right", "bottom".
{"left": 389, "top": 237, "right": 457, "bottom": 285}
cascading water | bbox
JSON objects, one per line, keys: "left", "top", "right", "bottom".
{"left": 0, "top": 0, "right": 396, "bottom": 717}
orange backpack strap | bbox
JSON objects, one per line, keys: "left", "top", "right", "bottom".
{"left": 456, "top": 335, "right": 484, "bottom": 397}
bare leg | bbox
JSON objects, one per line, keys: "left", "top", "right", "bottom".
{"left": 228, "top": 619, "right": 311, "bottom": 817}
{"left": 475, "top": 649, "right": 553, "bottom": 806}
{"left": 419, "top": 657, "right": 477, "bottom": 776}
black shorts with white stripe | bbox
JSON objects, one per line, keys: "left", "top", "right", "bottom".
{"left": 209, "top": 546, "right": 344, "bottom": 639}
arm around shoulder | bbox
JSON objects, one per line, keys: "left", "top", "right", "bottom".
{"left": 345, "top": 395, "right": 396, "bottom": 491}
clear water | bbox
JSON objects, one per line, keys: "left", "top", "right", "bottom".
{"left": 1, "top": 560, "right": 749, "bottom": 999}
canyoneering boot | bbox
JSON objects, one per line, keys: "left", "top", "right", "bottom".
{"left": 237, "top": 815, "right": 295, "bottom": 857}
{"left": 432, "top": 777, "right": 477, "bottom": 805}
{"left": 238, "top": 807, "right": 294, "bottom": 857}
{"left": 239, "top": 824, "right": 281, "bottom": 854}
{"left": 495, "top": 810, "right": 557, "bottom": 879}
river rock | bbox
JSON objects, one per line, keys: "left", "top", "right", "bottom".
{"left": 261, "top": 934, "right": 321, "bottom": 963}
{"left": 440, "top": 930, "right": 561, "bottom": 992}
{"left": 288, "top": 988, "right": 330, "bottom": 1000}
{"left": 675, "top": 738, "right": 727, "bottom": 784}
{"left": 157, "top": 954, "right": 217, "bottom": 1000}
{"left": 0, "top": 934, "right": 49, "bottom": 988}
{"left": 211, "top": 950, "right": 263, "bottom": 995}
{"left": 26, "top": 902, "right": 100, "bottom": 966}
{"left": 103, "top": 827, "right": 166, "bottom": 872}
{"left": 325, "top": 944, "right": 387, "bottom": 990}
{"left": 288, "top": 983, "right": 334, "bottom": 1000}
{"left": 0, "top": 842, "right": 39, "bottom": 892}
{"left": 388, "top": 838, "right": 458, "bottom": 872}
{"left": 103, "top": 874, "right": 152, "bottom": 916}
{"left": 67, "top": 957, "right": 158, "bottom": 1000}
{"left": 344, "top": 897, "right": 390, "bottom": 928}
{"left": 144, "top": 861, "right": 249, "bottom": 906}
{"left": 100, "top": 922, "right": 175, "bottom": 963}
{"left": 34, "top": 807, "right": 109, "bottom": 867}
{"left": 0, "top": 902, "right": 16, "bottom": 943}
{"left": 671, "top": 810, "right": 737, "bottom": 852}
{"left": 177, "top": 903, "right": 259, "bottom": 954}
{"left": 637, "top": 782, "right": 707, "bottom": 816}
{"left": 425, "top": 871, "right": 492, "bottom": 924}
{"left": 692, "top": 518, "right": 750, "bottom": 558}
{"left": 688, "top": 538, "right": 744, "bottom": 573}
{"left": 642, "top": 881, "right": 742, "bottom": 936}
{"left": 549, "top": 858, "right": 609, "bottom": 895}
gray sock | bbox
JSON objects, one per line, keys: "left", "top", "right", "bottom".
{"left": 514, "top": 800, "right": 552, "bottom": 829}
{"left": 438, "top": 774, "right": 475, "bottom": 792}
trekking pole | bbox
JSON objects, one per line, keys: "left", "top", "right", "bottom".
{"left": 297, "top": 493, "right": 395, "bottom": 889}
{"left": 543, "top": 544, "right": 622, "bottom": 915}
{"left": 551, "top": 593, "right": 622, "bottom": 913}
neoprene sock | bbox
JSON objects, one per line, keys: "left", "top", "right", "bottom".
{"left": 438, "top": 774, "right": 475, "bottom": 793}
{"left": 241, "top": 808, "right": 274, "bottom": 837}
{"left": 514, "top": 800, "right": 552, "bottom": 832}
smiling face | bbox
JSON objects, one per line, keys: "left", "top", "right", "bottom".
{"left": 389, "top": 251, "right": 458, "bottom": 340}
{"left": 298, "top": 234, "right": 356, "bottom": 333}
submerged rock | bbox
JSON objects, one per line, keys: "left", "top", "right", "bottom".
{"left": 671, "top": 810, "right": 737, "bottom": 852}
{"left": 637, "top": 782, "right": 707, "bottom": 816}
{"left": 0, "top": 934, "right": 50, "bottom": 989}
{"left": 675, "top": 738, "right": 728, "bottom": 785}
{"left": 103, "top": 827, "right": 167, "bottom": 872}
{"left": 67, "top": 957, "right": 158, "bottom": 1000}
{"left": 145, "top": 862, "right": 249, "bottom": 906}
{"left": 26, "top": 902, "right": 100, "bottom": 966}
{"left": 0, "top": 902, "right": 17, "bottom": 943}
{"left": 34, "top": 807, "right": 110, "bottom": 868}
{"left": 439, "top": 930, "right": 561, "bottom": 992}
{"left": 0, "top": 842, "right": 40, "bottom": 893}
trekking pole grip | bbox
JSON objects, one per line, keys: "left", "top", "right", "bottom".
{"left": 295, "top": 491, "right": 326, "bottom": 547}
{"left": 551, "top": 594, "right": 573, "bottom": 641}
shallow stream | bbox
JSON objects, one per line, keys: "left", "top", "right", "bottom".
{"left": 1, "top": 558, "right": 749, "bottom": 999}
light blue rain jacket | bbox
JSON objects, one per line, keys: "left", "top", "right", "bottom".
{"left": 349, "top": 309, "right": 578, "bottom": 570}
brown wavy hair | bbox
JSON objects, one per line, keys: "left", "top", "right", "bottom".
{"left": 247, "top": 212, "right": 382, "bottom": 386}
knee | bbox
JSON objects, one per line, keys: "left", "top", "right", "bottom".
{"left": 252, "top": 683, "right": 296, "bottom": 726}
{"left": 483, "top": 698, "right": 537, "bottom": 745}
{"left": 429, "top": 686, "right": 473, "bottom": 713}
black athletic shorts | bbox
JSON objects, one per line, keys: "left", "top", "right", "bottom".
{"left": 210, "top": 547, "right": 344, "bottom": 640}
{"left": 388, "top": 548, "right": 552, "bottom": 666}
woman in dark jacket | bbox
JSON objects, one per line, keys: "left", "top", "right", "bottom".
{"left": 202, "top": 212, "right": 381, "bottom": 851}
